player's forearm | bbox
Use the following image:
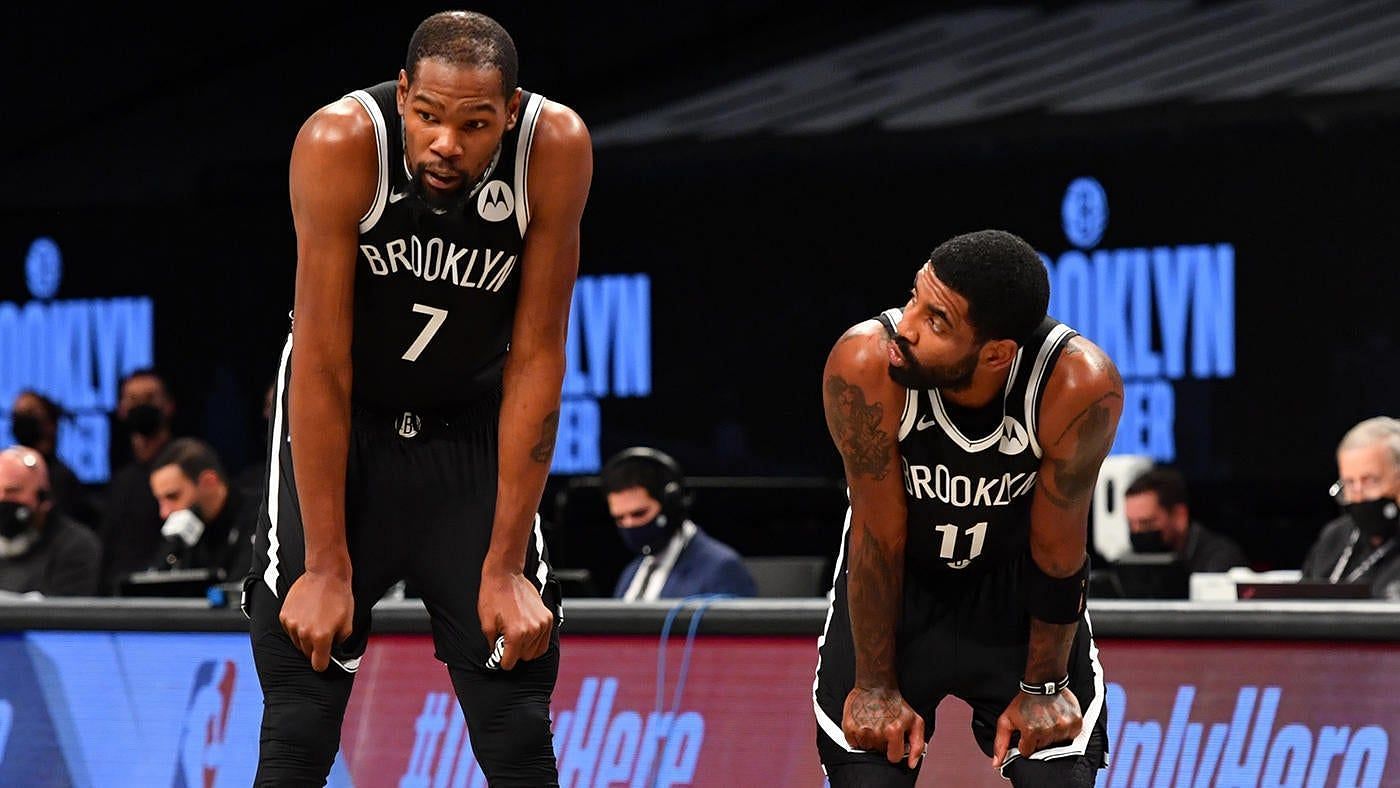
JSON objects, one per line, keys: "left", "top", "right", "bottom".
{"left": 1023, "top": 536, "right": 1088, "bottom": 682}
{"left": 289, "top": 358, "right": 353, "bottom": 578}
{"left": 848, "top": 517, "right": 904, "bottom": 689}
{"left": 485, "top": 348, "right": 564, "bottom": 574}
{"left": 1024, "top": 618, "right": 1076, "bottom": 683}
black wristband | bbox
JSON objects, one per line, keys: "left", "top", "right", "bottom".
{"left": 1022, "top": 554, "right": 1089, "bottom": 624}
{"left": 1019, "top": 676, "right": 1071, "bottom": 696}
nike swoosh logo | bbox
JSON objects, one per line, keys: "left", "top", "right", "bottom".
{"left": 389, "top": 190, "right": 409, "bottom": 203}
{"left": 916, "top": 415, "right": 939, "bottom": 431}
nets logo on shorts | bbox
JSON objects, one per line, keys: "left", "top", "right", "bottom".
{"left": 396, "top": 411, "right": 422, "bottom": 438}
{"left": 477, "top": 180, "right": 514, "bottom": 222}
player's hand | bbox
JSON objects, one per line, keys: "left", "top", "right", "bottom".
{"left": 842, "top": 686, "right": 926, "bottom": 768}
{"left": 477, "top": 568, "right": 553, "bottom": 670}
{"left": 279, "top": 570, "right": 354, "bottom": 672}
{"left": 992, "top": 688, "right": 1082, "bottom": 770}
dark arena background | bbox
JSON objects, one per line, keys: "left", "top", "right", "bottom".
{"left": 1, "top": 3, "right": 1398, "bottom": 786}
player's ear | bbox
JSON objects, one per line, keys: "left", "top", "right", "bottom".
{"left": 505, "top": 88, "right": 522, "bottom": 131}
{"left": 981, "top": 338, "right": 1018, "bottom": 371}
{"left": 396, "top": 69, "right": 410, "bottom": 115}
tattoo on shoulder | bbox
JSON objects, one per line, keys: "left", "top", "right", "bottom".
{"left": 824, "top": 375, "right": 891, "bottom": 480}
{"left": 530, "top": 410, "right": 560, "bottom": 463}
{"left": 1042, "top": 392, "right": 1121, "bottom": 509}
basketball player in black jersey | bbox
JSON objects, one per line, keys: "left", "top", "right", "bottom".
{"left": 242, "top": 11, "right": 591, "bottom": 786}
{"left": 813, "top": 230, "right": 1124, "bottom": 786}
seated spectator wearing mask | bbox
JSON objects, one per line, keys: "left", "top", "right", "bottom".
{"left": 1302, "top": 416, "right": 1400, "bottom": 599}
{"left": 601, "top": 447, "right": 756, "bottom": 601}
{"left": 1123, "top": 466, "right": 1249, "bottom": 573}
{"left": 146, "top": 438, "right": 255, "bottom": 583}
{"left": 9, "top": 389, "right": 98, "bottom": 528}
{"left": 0, "top": 446, "right": 101, "bottom": 597}
{"left": 99, "top": 368, "right": 177, "bottom": 593}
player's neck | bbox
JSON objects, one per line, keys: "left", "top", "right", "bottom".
{"left": 940, "top": 365, "right": 1012, "bottom": 410}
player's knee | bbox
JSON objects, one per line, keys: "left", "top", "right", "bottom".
{"left": 256, "top": 699, "right": 344, "bottom": 785}
{"left": 473, "top": 708, "right": 555, "bottom": 783}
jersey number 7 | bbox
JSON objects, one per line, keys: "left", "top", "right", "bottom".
{"left": 402, "top": 304, "right": 448, "bottom": 362}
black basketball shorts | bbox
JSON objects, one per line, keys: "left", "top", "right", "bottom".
{"left": 813, "top": 509, "right": 1108, "bottom": 787}
{"left": 246, "top": 337, "right": 559, "bottom": 672}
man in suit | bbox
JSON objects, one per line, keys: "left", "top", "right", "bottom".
{"left": 602, "top": 447, "right": 756, "bottom": 600}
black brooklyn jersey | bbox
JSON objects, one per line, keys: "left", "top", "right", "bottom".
{"left": 343, "top": 81, "right": 545, "bottom": 413}
{"left": 875, "top": 310, "right": 1078, "bottom": 581}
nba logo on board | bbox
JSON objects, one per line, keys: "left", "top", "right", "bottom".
{"left": 477, "top": 180, "right": 514, "bottom": 222}
{"left": 173, "top": 660, "right": 237, "bottom": 788}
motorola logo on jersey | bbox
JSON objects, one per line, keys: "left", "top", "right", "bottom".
{"left": 997, "top": 416, "right": 1029, "bottom": 456}
{"left": 477, "top": 180, "right": 514, "bottom": 222}
{"left": 1040, "top": 177, "right": 1235, "bottom": 463}
{"left": 0, "top": 237, "right": 155, "bottom": 483}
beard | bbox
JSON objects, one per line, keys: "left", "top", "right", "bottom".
{"left": 409, "top": 163, "right": 473, "bottom": 214}
{"left": 887, "top": 336, "right": 980, "bottom": 391}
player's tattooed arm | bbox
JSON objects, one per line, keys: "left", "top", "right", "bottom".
{"left": 1025, "top": 338, "right": 1123, "bottom": 677}
{"left": 529, "top": 409, "right": 560, "bottom": 463}
{"left": 822, "top": 325, "right": 908, "bottom": 689}
{"left": 846, "top": 520, "right": 900, "bottom": 685}
{"left": 1039, "top": 390, "right": 1122, "bottom": 510}
{"left": 824, "top": 375, "right": 891, "bottom": 480}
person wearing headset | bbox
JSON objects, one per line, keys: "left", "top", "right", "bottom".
{"left": 0, "top": 445, "right": 101, "bottom": 597}
{"left": 601, "top": 447, "right": 757, "bottom": 601}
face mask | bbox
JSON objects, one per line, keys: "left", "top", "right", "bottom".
{"left": 0, "top": 501, "right": 39, "bottom": 557}
{"left": 125, "top": 404, "right": 166, "bottom": 437}
{"left": 1345, "top": 497, "right": 1400, "bottom": 542}
{"left": 1130, "top": 529, "right": 1171, "bottom": 554}
{"left": 10, "top": 413, "right": 44, "bottom": 448}
{"left": 618, "top": 513, "right": 677, "bottom": 556}
{"left": 0, "top": 501, "right": 35, "bottom": 539}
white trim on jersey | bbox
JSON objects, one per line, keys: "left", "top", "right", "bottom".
{"left": 997, "top": 610, "right": 1107, "bottom": 774}
{"left": 925, "top": 344, "right": 1025, "bottom": 453}
{"left": 897, "top": 388, "right": 919, "bottom": 441}
{"left": 330, "top": 655, "right": 362, "bottom": 674}
{"left": 514, "top": 93, "right": 545, "bottom": 238}
{"left": 1024, "top": 324, "right": 1076, "bottom": 459}
{"left": 532, "top": 513, "right": 549, "bottom": 591}
{"left": 813, "top": 506, "right": 862, "bottom": 754}
{"left": 262, "top": 334, "right": 294, "bottom": 596}
{"left": 345, "top": 90, "right": 390, "bottom": 233}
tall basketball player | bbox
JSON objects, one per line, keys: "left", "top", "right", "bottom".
{"left": 813, "top": 230, "right": 1123, "bottom": 786}
{"left": 244, "top": 11, "right": 592, "bottom": 786}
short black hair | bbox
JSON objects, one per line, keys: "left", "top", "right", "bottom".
{"left": 600, "top": 450, "right": 683, "bottom": 502}
{"left": 928, "top": 229, "right": 1050, "bottom": 345}
{"left": 1126, "top": 467, "right": 1189, "bottom": 511}
{"left": 119, "top": 367, "right": 169, "bottom": 396}
{"left": 152, "top": 437, "right": 225, "bottom": 485}
{"left": 16, "top": 389, "right": 64, "bottom": 427}
{"left": 405, "top": 11, "right": 518, "bottom": 95}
